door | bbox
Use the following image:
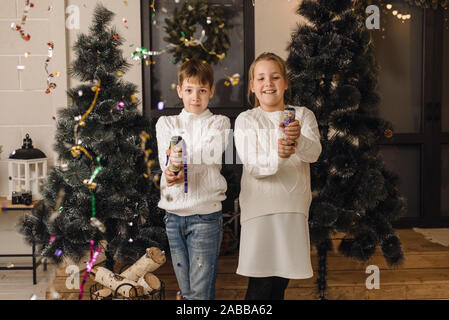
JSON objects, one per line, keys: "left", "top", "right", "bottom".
{"left": 372, "top": 2, "right": 449, "bottom": 227}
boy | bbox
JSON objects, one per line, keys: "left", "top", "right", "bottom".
{"left": 155, "top": 59, "right": 230, "bottom": 300}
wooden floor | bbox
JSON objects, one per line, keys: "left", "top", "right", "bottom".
{"left": 2, "top": 229, "right": 447, "bottom": 300}
{"left": 0, "top": 259, "right": 56, "bottom": 300}
{"left": 43, "top": 229, "right": 449, "bottom": 300}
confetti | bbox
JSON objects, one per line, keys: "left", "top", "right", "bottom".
{"left": 177, "top": 263, "right": 182, "bottom": 267}
{"left": 117, "top": 71, "right": 123, "bottom": 77}
{"left": 171, "top": 83, "right": 177, "bottom": 90}
{"left": 7, "top": 263, "right": 14, "bottom": 269}
{"left": 12, "top": 0, "right": 33, "bottom": 41}
{"left": 79, "top": 241, "right": 102, "bottom": 300}
{"left": 77, "top": 90, "right": 83, "bottom": 96}
{"left": 224, "top": 73, "right": 241, "bottom": 86}
{"left": 24, "top": 52, "right": 31, "bottom": 58}
{"left": 128, "top": 222, "right": 133, "bottom": 226}
{"left": 131, "top": 46, "right": 164, "bottom": 61}
{"left": 50, "top": 235, "right": 56, "bottom": 242}
{"left": 116, "top": 101, "right": 125, "bottom": 110}
{"left": 161, "top": 7, "right": 168, "bottom": 13}
{"left": 30, "top": 294, "right": 37, "bottom": 300}
{"left": 45, "top": 42, "right": 57, "bottom": 94}
{"left": 52, "top": 116, "right": 56, "bottom": 121}
{"left": 49, "top": 287, "right": 60, "bottom": 300}
{"left": 90, "top": 217, "right": 106, "bottom": 233}
{"left": 17, "top": 65, "right": 25, "bottom": 70}
{"left": 128, "top": 238, "right": 133, "bottom": 243}
{"left": 55, "top": 249, "right": 63, "bottom": 257}
{"left": 157, "top": 101, "right": 165, "bottom": 110}
{"left": 122, "top": 17, "right": 128, "bottom": 23}
{"left": 123, "top": 1, "right": 128, "bottom": 6}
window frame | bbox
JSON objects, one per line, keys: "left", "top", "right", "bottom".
{"left": 140, "top": 0, "right": 255, "bottom": 120}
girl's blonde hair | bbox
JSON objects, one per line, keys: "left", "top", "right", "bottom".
{"left": 247, "top": 52, "right": 291, "bottom": 108}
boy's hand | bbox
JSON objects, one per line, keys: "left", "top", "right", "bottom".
{"left": 280, "top": 120, "right": 301, "bottom": 141}
{"left": 278, "top": 138, "right": 297, "bottom": 159}
{"left": 167, "top": 147, "right": 183, "bottom": 167}
{"left": 165, "top": 167, "right": 184, "bottom": 187}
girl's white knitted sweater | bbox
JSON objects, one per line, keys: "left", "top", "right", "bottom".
{"left": 234, "top": 106, "right": 322, "bottom": 223}
{"left": 156, "top": 108, "right": 230, "bottom": 215}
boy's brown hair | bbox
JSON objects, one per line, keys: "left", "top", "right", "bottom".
{"left": 178, "top": 59, "right": 214, "bottom": 89}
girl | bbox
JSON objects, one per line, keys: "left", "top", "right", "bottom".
{"left": 234, "top": 52, "right": 322, "bottom": 300}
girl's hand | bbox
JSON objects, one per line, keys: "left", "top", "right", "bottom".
{"left": 280, "top": 120, "right": 301, "bottom": 141}
{"left": 165, "top": 167, "right": 184, "bottom": 187}
{"left": 278, "top": 138, "right": 297, "bottom": 158}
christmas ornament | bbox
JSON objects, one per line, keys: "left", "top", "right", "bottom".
{"left": 384, "top": 129, "right": 393, "bottom": 139}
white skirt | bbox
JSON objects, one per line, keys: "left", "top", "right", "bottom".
{"left": 236, "top": 212, "right": 313, "bottom": 279}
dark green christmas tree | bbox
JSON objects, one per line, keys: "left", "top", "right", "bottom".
{"left": 286, "top": 0, "right": 406, "bottom": 299}
{"left": 19, "top": 4, "right": 168, "bottom": 269}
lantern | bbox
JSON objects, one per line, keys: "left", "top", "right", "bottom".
{"left": 7, "top": 134, "right": 47, "bottom": 202}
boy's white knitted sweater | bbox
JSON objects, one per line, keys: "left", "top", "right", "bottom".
{"left": 234, "top": 106, "right": 322, "bottom": 223}
{"left": 156, "top": 108, "right": 230, "bottom": 215}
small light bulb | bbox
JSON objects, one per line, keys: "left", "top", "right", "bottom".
{"left": 392, "top": 10, "right": 398, "bottom": 15}
{"left": 397, "top": 14, "right": 402, "bottom": 19}
{"left": 386, "top": 4, "right": 392, "bottom": 10}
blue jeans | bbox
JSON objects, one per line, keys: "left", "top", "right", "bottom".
{"left": 164, "top": 211, "right": 223, "bottom": 300}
